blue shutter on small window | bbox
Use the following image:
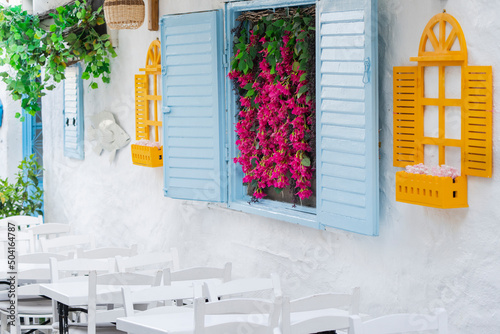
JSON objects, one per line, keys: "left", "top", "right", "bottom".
{"left": 316, "top": 0, "right": 379, "bottom": 235}
{"left": 160, "top": 10, "right": 227, "bottom": 202}
{"left": 63, "top": 64, "right": 84, "bottom": 160}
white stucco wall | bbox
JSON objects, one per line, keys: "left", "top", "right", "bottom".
{"left": 37, "top": 0, "right": 500, "bottom": 332}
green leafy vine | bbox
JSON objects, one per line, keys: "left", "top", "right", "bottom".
{"left": 0, "top": 0, "right": 117, "bottom": 119}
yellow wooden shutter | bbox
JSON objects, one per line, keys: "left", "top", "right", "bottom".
{"left": 393, "top": 66, "right": 420, "bottom": 167}
{"left": 463, "top": 66, "right": 492, "bottom": 177}
{"left": 135, "top": 74, "right": 149, "bottom": 140}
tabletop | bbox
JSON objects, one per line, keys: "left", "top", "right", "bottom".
{"left": 116, "top": 311, "right": 270, "bottom": 334}
{"left": 39, "top": 278, "right": 154, "bottom": 306}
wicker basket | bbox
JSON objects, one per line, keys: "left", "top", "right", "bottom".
{"left": 103, "top": 0, "right": 145, "bottom": 30}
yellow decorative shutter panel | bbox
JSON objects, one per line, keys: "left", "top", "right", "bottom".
{"left": 135, "top": 74, "right": 149, "bottom": 140}
{"left": 393, "top": 66, "right": 420, "bottom": 167}
{"left": 463, "top": 66, "right": 493, "bottom": 178}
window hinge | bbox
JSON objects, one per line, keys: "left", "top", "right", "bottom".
{"left": 225, "top": 145, "right": 230, "bottom": 162}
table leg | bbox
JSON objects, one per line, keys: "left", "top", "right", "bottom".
{"left": 57, "top": 302, "right": 69, "bottom": 334}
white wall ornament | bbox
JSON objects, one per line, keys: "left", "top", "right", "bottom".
{"left": 87, "top": 111, "right": 130, "bottom": 163}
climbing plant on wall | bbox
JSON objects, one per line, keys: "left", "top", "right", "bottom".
{"left": 228, "top": 6, "right": 316, "bottom": 203}
{"left": 0, "top": 0, "right": 117, "bottom": 119}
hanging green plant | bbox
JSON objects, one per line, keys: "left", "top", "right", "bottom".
{"left": 228, "top": 6, "right": 316, "bottom": 204}
{"left": 0, "top": 0, "right": 117, "bottom": 119}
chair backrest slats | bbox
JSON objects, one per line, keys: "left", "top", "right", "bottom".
{"left": 164, "top": 262, "right": 231, "bottom": 285}
{"left": 77, "top": 245, "right": 138, "bottom": 259}
{"left": 349, "top": 308, "right": 448, "bottom": 334}
{"left": 116, "top": 248, "right": 179, "bottom": 272}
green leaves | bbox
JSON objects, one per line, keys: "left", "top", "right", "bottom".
{"left": 0, "top": 155, "right": 44, "bottom": 218}
{"left": 0, "top": 1, "right": 116, "bottom": 117}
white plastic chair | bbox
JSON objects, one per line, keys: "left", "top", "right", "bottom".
{"left": 27, "top": 223, "right": 71, "bottom": 253}
{"left": 349, "top": 308, "right": 448, "bottom": 334}
{"left": 280, "top": 287, "right": 360, "bottom": 334}
{"left": 116, "top": 247, "right": 179, "bottom": 273}
{"left": 77, "top": 245, "right": 138, "bottom": 259}
{"left": 163, "top": 262, "right": 232, "bottom": 285}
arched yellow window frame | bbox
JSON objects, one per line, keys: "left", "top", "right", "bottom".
{"left": 131, "top": 40, "right": 163, "bottom": 167}
{"left": 393, "top": 12, "right": 492, "bottom": 208}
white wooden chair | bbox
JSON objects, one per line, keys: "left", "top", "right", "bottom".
{"left": 121, "top": 283, "right": 198, "bottom": 317}
{"left": 27, "top": 223, "right": 71, "bottom": 253}
{"left": 163, "top": 262, "right": 232, "bottom": 285}
{"left": 0, "top": 252, "right": 72, "bottom": 334}
{"left": 193, "top": 281, "right": 282, "bottom": 334}
{"left": 116, "top": 248, "right": 179, "bottom": 273}
{"left": 77, "top": 245, "right": 138, "bottom": 259}
{"left": 41, "top": 234, "right": 95, "bottom": 255}
{"left": 0, "top": 215, "right": 43, "bottom": 228}
{"left": 60, "top": 270, "right": 162, "bottom": 334}
{"left": 49, "top": 257, "right": 115, "bottom": 283}
{"left": 205, "top": 273, "right": 281, "bottom": 302}
{"left": 349, "top": 308, "right": 448, "bottom": 334}
{"left": 279, "top": 287, "right": 360, "bottom": 334}
{"left": 202, "top": 273, "right": 282, "bottom": 332}
{"left": 0, "top": 215, "right": 42, "bottom": 255}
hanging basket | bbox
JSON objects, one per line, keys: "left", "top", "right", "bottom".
{"left": 103, "top": 0, "right": 145, "bottom": 30}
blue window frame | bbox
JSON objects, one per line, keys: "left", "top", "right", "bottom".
{"left": 63, "top": 63, "right": 85, "bottom": 160}
{"left": 160, "top": 0, "right": 379, "bottom": 235}
{"left": 22, "top": 98, "right": 44, "bottom": 215}
{"left": 0, "top": 99, "right": 3, "bottom": 127}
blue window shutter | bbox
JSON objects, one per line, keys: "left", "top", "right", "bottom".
{"left": 316, "top": 0, "right": 379, "bottom": 235}
{"left": 0, "top": 99, "right": 3, "bottom": 127}
{"left": 63, "top": 64, "right": 84, "bottom": 160}
{"left": 160, "top": 10, "right": 227, "bottom": 202}
{"left": 22, "top": 110, "right": 34, "bottom": 160}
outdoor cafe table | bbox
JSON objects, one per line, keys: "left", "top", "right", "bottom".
{"left": 116, "top": 311, "right": 270, "bottom": 334}
{"left": 39, "top": 278, "right": 223, "bottom": 334}
{"left": 39, "top": 279, "right": 151, "bottom": 334}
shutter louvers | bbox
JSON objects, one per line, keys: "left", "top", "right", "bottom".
{"left": 317, "top": 0, "right": 379, "bottom": 235}
{"left": 64, "top": 64, "right": 84, "bottom": 160}
{"left": 135, "top": 74, "right": 149, "bottom": 140}
{"left": 161, "top": 10, "right": 226, "bottom": 202}
{"left": 463, "top": 66, "right": 493, "bottom": 178}
{"left": 393, "top": 66, "right": 419, "bottom": 167}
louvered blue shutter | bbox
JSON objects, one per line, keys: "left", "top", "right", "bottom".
{"left": 0, "top": 99, "right": 3, "bottom": 127}
{"left": 160, "top": 10, "right": 227, "bottom": 202}
{"left": 63, "top": 64, "right": 84, "bottom": 160}
{"left": 316, "top": 0, "right": 379, "bottom": 235}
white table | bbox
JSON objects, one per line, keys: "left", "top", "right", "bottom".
{"left": 39, "top": 279, "right": 150, "bottom": 334}
{"left": 117, "top": 311, "right": 270, "bottom": 334}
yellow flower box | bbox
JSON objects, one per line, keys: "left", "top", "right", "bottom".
{"left": 395, "top": 171, "right": 468, "bottom": 209}
{"left": 131, "top": 144, "right": 163, "bottom": 167}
